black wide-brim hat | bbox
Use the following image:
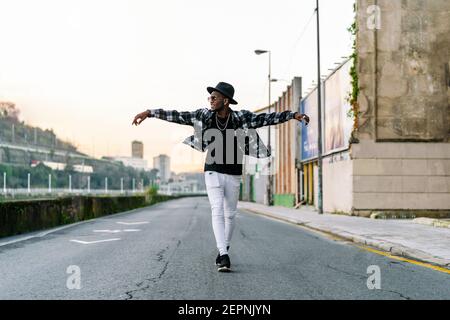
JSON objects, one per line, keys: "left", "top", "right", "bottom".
{"left": 207, "top": 82, "right": 238, "bottom": 105}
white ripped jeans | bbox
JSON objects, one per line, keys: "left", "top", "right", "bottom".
{"left": 204, "top": 171, "right": 241, "bottom": 256}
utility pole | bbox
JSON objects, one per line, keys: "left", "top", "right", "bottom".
{"left": 267, "top": 51, "right": 273, "bottom": 206}
{"left": 254, "top": 49, "right": 273, "bottom": 206}
{"left": 316, "top": 0, "right": 324, "bottom": 214}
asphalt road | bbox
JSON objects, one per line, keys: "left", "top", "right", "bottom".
{"left": 0, "top": 197, "right": 449, "bottom": 300}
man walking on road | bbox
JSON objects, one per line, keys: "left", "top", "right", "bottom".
{"left": 132, "top": 82, "right": 309, "bottom": 272}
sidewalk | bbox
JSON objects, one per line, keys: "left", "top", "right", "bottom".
{"left": 237, "top": 202, "right": 450, "bottom": 268}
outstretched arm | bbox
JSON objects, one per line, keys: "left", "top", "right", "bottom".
{"left": 243, "top": 110, "right": 310, "bottom": 129}
{"left": 132, "top": 108, "right": 206, "bottom": 127}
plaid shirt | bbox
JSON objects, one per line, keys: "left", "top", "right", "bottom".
{"left": 147, "top": 108, "right": 297, "bottom": 158}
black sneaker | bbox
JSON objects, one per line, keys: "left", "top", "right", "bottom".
{"left": 215, "top": 246, "right": 230, "bottom": 266}
{"left": 217, "top": 254, "right": 231, "bottom": 272}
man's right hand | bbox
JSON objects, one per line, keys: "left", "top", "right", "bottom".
{"left": 132, "top": 110, "right": 150, "bottom": 126}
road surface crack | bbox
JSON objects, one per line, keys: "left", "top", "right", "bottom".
{"left": 156, "top": 246, "right": 169, "bottom": 262}
{"left": 382, "top": 289, "right": 412, "bottom": 300}
{"left": 326, "top": 264, "right": 366, "bottom": 280}
{"left": 124, "top": 240, "right": 182, "bottom": 300}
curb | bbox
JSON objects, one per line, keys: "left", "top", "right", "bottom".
{"left": 413, "top": 218, "right": 450, "bottom": 229}
{"left": 241, "top": 207, "right": 450, "bottom": 270}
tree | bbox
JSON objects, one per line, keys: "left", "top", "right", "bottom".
{"left": 0, "top": 102, "right": 19, "bottom": 120}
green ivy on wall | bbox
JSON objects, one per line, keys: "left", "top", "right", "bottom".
{"left": 347, "top": 2, "right": 360, "bottom": 143}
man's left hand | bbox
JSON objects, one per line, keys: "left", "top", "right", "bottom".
{"left": 294, "top": 113, "right": 310, "bottom": 125}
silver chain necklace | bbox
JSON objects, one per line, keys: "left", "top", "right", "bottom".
{"left": 216, "top": 113, "right": 230, "bottom": 131}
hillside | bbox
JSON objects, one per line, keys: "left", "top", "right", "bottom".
{"left": 0, "top": 102, "right": 80, "bottom": 154}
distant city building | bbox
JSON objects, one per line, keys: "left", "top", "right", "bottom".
{"left": 132, "top": 141, "right": 144, "bottom": 159}
{"left": 112, "top": 156, "right": 148, "bottom": 171}
{"left": 172, "top": 172, "right": 206, "bottom": 190}
{"left": 158, "top": 180, "right": 206, "bottom": 196}
{"left": 153, "top": 154, "right": 171, "bottom": 182}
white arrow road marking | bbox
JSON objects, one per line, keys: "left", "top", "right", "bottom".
{"left": 70, "top": 238, "right": 121, "bottom": 245}
{"left": 116, "top": 221, "right": 149, "bottom": 226}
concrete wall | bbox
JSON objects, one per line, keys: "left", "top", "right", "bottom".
{"left": 351, "top": 140, "right": 450, "bottom": 213}
{"left": 253, "top": 173, "right": 268, "bottom": 204}
{"left": 323, "top": 152, "right": 354, "bottom": 213}
{"left": 314, "top": 164, "right": 319, "bottom": 211}
{"left": 352, "top": 0, "right": 450, "bottom": 215}
{"left": 356, "top": 0, "right": 450, "bottom": 142}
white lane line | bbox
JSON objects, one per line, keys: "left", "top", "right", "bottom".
{"left": 116, "top": 221, "right": 149, "bottom": 226}
{"left": 93, "top": 230, "right": 122, "bottom": 233}
{"left": 93, "top": 229, "right": 141, "bottom": 233}
{"left": 70, "top": 238, "right": 121, "bottom": 245}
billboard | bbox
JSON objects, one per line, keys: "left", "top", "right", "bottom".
{"left": 300, "top": 59, "right": 353, "bottom": 161}
{"left": 301, "top": 87, "right": 319, "bottom": 161}
{"left": 324, "top": 60, "right": 353, "bottom": 154}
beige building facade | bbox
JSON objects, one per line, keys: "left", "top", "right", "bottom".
{"left": 132, "top": 140, "right": 144, "bottom": 159}
{"left": 349, "top": 0, "right": 450, "bottom": 216}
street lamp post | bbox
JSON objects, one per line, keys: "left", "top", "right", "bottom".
{"left": 255, "top": 49, "right": 273, "bottom": 206}
{"left": 316, "top": 0, "right": 324, "bottom": 214}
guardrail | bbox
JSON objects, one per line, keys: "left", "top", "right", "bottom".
{"left": 0, "top": 188, "right": 145, "bottom": 200}
{"left": 0, "top": 188, "right": 207, "bottom": 200}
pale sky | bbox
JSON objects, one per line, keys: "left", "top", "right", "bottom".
{"left": 0, "top": 0, "right": 355, "bottom": 173}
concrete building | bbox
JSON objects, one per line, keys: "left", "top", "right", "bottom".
{"left": 345, "top": 0, "right": 450, "bottom": 217}
{"left": 109, "top": 141, "right": 147, "bottom": 171}
{"left": 274, "top": 77, "right": 303, "bottom": 207}
{"left": 153, "top": 154, "right": 171, "bottom": 183}
{"left": 132, "top": 141, "right": 144, "bottom": 159}
{"left": 241, "top": 77, "right": 302, "bottom": 206}
{"left": 112, "top": 156, "right": 148, "bottom": 171}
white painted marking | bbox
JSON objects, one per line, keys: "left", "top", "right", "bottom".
{"left": 93, "top": 230, "right": 122, "bottom": 233}
{"left": 116, "top": 221, "right": 149, "bottom": 226}
{"left": 93, "top": 229, "right": 141, "bottom": 233}
{"left": 70, "top": 238, "right": 121, "bottom": 245}
{"left": 0, "top": 206, "right": 147, "bottom": 248}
